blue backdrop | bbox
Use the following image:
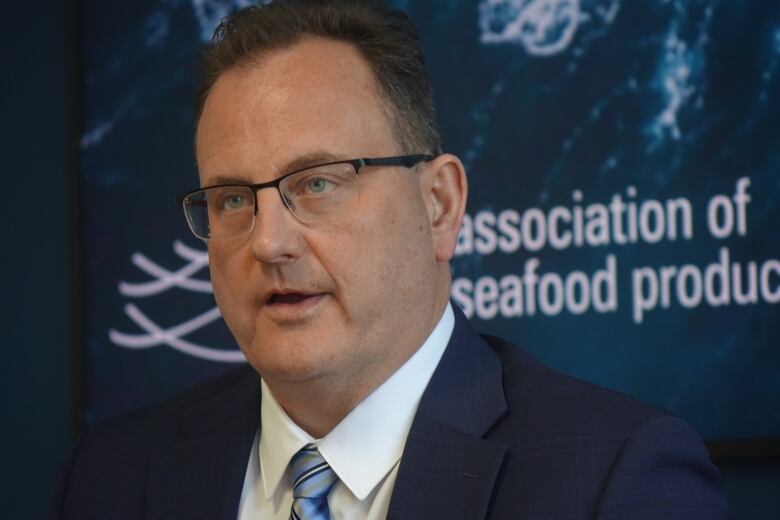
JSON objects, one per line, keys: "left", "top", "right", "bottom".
{"left": 81, "top": 0, "right": 780, "bottom": 442}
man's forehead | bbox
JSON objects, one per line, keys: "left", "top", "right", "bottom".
{"left": 257, "top": 37, "right": 372, "bottom": 75}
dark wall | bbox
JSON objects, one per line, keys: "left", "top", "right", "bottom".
{"left": 0, "top": 0, "right": 75, "bottom": 517}
{"left": 1, "top": 1, "right": 778, "bottom": 518}
{"left": 720, "top": 460, "right": 780, "bottom": 519}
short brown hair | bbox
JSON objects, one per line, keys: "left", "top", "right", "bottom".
{"left": 197, "top": 0, "right": 441, "bottom": 155}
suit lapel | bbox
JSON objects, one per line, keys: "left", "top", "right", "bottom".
{"left": 387, "top": 305, "right": 509, "bottom": 520}
{"left": 147, "top": 367, "right": 261, "bottom": 520}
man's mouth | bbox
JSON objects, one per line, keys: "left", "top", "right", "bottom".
{"left": 267, "top": 292, "right": 320, "bottom": 305}
{"left": 262, "top": 290, "right": 326, "bottom": 320}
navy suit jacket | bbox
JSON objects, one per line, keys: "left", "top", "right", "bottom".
{"left": 52, "top": 307, "right": 731, "bottom": 519}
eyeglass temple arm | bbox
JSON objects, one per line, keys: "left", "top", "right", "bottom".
{"left": 360, "top": 154, "right": 435, "bottom": 168}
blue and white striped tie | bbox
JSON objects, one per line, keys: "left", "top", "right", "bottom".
{"left": 289, "top": 443, "right": 338, "bottom": 520}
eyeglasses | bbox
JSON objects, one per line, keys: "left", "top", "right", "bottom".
{"left": 179, "top": 154, "right": 434, "bottom": 241}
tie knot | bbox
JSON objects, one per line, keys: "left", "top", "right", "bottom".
{"left": 290, "top": 444, "right": 338, "bottom": 500}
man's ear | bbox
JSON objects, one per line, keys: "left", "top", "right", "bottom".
{"left": 420, "top": 153, "right": 468, "bottom": 262}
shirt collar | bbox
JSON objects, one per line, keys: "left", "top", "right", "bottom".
{"left": 258, "top": 379, "right": 313, "bottom": 500}
{"left": 259, "top": 303, "right": 454, "bottom": 501}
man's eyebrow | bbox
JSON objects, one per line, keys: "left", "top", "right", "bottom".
{"left": 204, "top": 152, "right": 354, "bottom": 187}
{"left": 280, "top": 151, "right": 350, "bottom": 174}
{"left": 204, "top": 152, "right": 351, "bottom": 187}
{"left": 206, "top": 174, "right": 254, "bottom": 186}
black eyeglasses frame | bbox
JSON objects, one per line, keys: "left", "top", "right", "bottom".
{"left": 177, "top": 154, "right": 435, "bottom": 239}
{"left": 177, "top": 154, "right": 435, "bottom": 209}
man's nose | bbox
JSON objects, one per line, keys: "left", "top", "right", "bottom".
{"left": 249, "top": 189, "right": 306, "bottom": 264}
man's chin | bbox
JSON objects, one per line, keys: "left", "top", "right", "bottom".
{"left": 240, "top": 340, "right": 334, "bottom": 383}
{"left": 251, "top": 360, "right": 330, "bottom": 386}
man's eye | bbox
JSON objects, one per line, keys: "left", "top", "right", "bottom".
{"left": 304, "top": 177, "right": 334, "bottom": 194}
{"left": 221, "top": 193, "right": 250, "bottom": 211}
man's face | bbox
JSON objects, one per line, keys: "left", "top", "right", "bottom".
{"left": 196, "top": 38, "right": 446, "bottom": 389}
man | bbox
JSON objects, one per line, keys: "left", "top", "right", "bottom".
{"left": 52, "top": 1, "right": 731, "bottom": 518}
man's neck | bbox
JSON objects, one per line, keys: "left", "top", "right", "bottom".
{"left": 264, "top": 298, "right": 450, "bottom": 438}
{"left": 266, "top": 375, "right": 384, "bottom": 438}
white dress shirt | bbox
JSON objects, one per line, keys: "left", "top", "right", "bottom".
{"left": 237, "top": 303, "right": 454, "bottom": 520}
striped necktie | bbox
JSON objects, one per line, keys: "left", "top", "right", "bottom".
{"left": 289, "top": 443, "right": 338, "bottom": 520}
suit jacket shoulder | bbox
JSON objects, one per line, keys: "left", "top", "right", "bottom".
{"left": 485, "top": 331, "right": 666, "bottom": 441}
{"left": 388, "top": 312, "right": 731, "bottom": 519}
{"left": 51, "top": 365, "right": 260, "bottom": 520}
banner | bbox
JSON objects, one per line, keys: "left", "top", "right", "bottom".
{"left": 82, "top": 0, "right": 780, "bottom": 440}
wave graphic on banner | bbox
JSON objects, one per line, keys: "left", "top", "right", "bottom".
{"left": 479, "top": 0, "right": 583, "bottom": 55}
{"left": 108, "top": 240, "right": 245, "bottom": 362}
{"left": 478, "top": 0, "right": 623, "bottom": 57}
